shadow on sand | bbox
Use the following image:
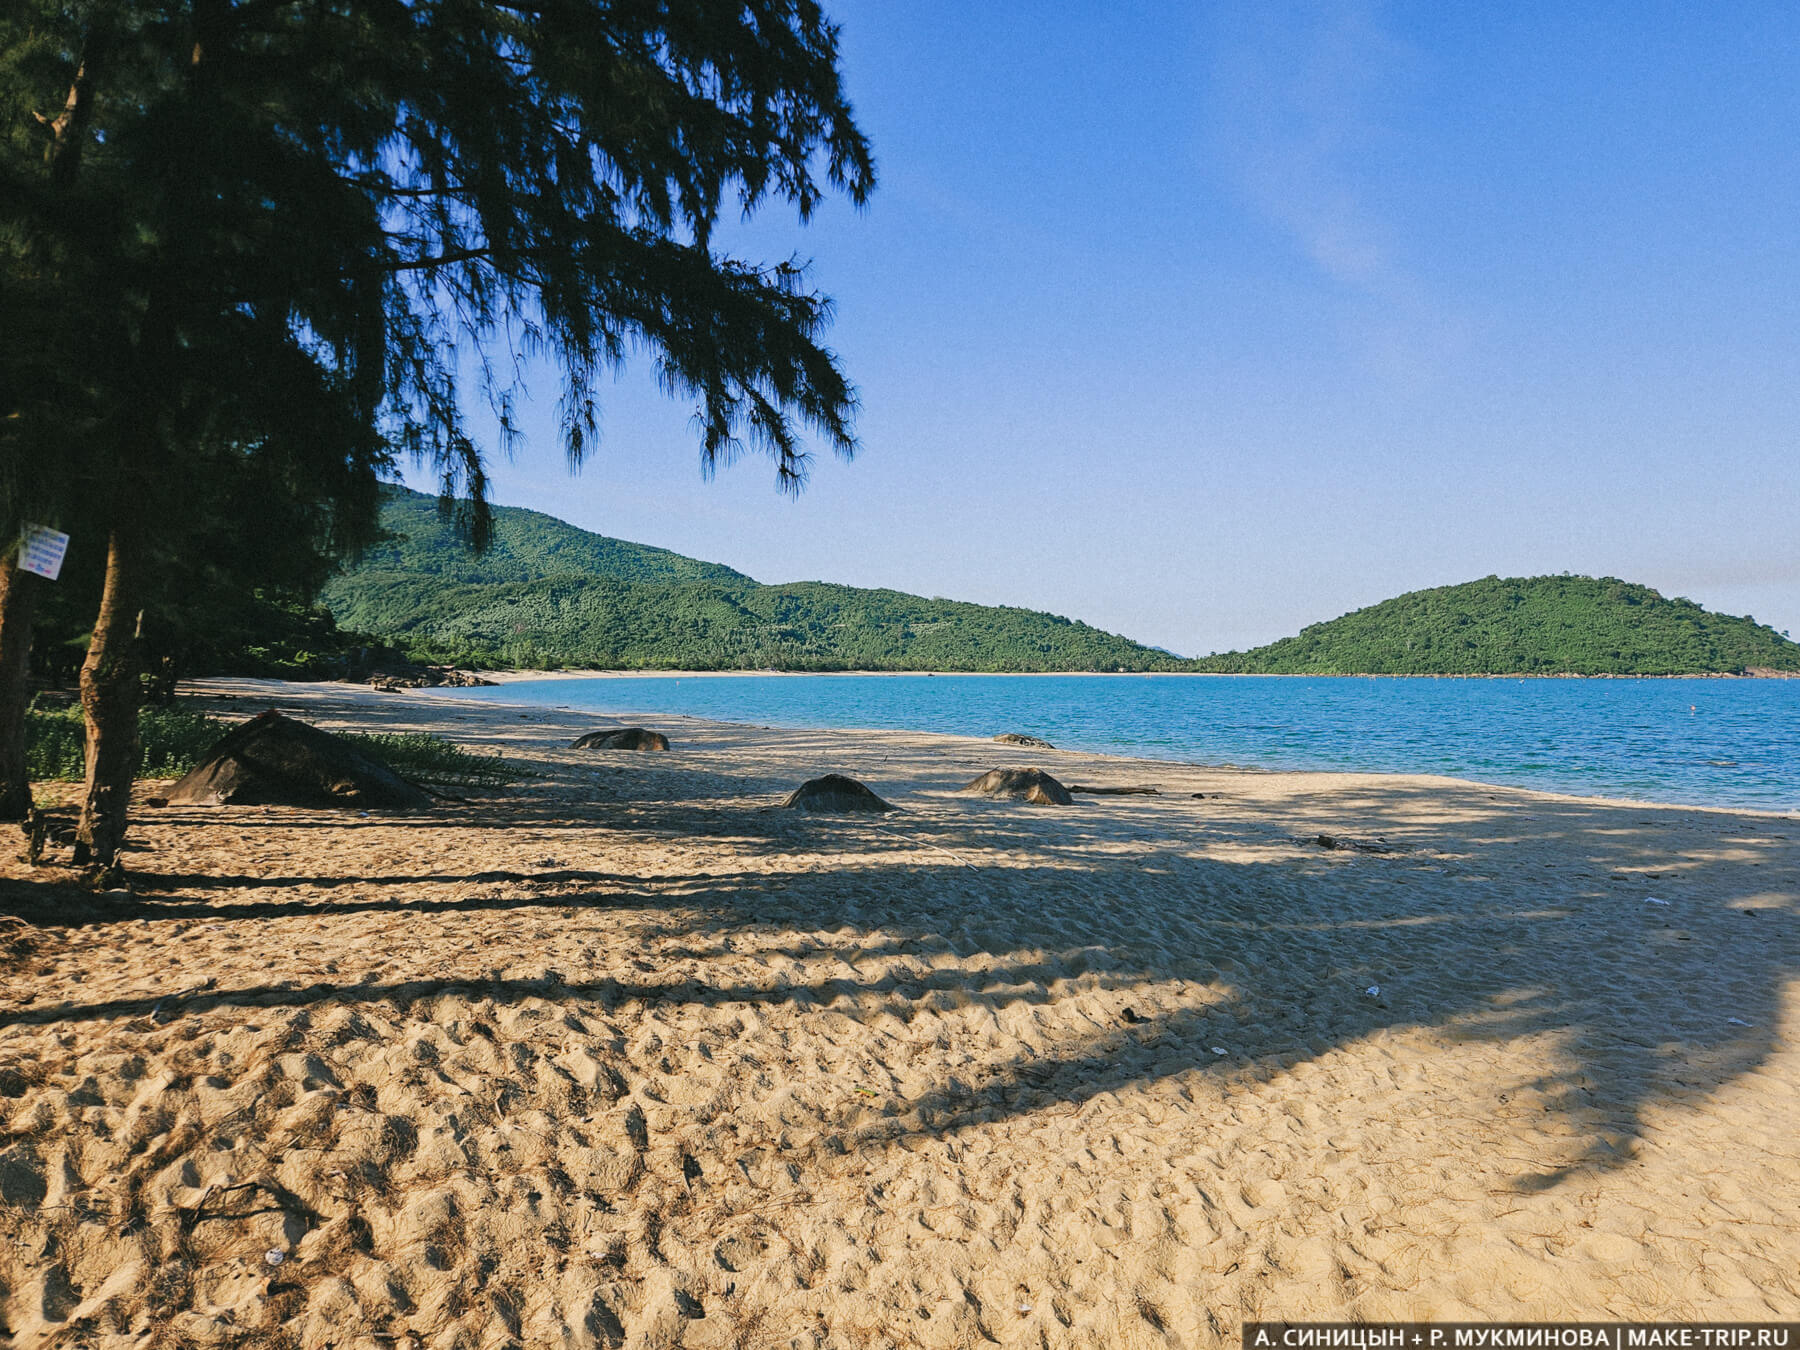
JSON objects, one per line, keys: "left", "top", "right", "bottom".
{"left": 3, "top": 781, "right": 1795, "bottom": 1194}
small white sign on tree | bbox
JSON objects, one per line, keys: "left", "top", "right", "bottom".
{"left": 18, "top": 525, "right": 70, "bottom": 581}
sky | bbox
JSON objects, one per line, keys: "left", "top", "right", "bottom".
{"left": 400, "top": 0, "right": 1800, "bottom": 657}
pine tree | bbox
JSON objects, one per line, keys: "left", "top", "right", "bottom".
{"left": 1, "top": 0, "right": 873, "bottom": 870}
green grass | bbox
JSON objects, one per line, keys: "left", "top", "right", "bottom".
{"left": 26, "top": 703, "right": 531, "bottom": 791}
{"left": 26, "top": 703, "right": 230, "bottom": 781}
{"left": 343, "top": 732, "right": 534, "bottom": 789}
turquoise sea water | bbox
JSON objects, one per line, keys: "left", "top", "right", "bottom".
{"left": 441, "top": 674, "right": 1800, "bottom": 813}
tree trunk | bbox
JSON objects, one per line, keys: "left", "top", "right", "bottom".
{"left": 0, "top": 558, "right": 42, "bottom": 820}
{"left": 75, "top": 529, "right": 142, "bottom": 873}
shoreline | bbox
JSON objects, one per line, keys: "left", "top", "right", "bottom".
{"left": 419, "top": 676, "right": 1800, "bottom": 821}
{"left": 190, "top": 673, "right": 1796, "bottom": 819}
{"left": 5, "top": 677, "right": 1797, "bottom": 1341}
{"left": 468, "top": 666, "right": 1800, "bottom": 682}
{"left": 439, "top": 695, "right": 1795, "bottom": 822}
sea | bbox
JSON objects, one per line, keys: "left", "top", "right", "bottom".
{"left": 438, "top": 674, "right": 1800, "bottom": 814}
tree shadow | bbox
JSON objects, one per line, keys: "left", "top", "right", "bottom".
{"left": 4, "top": 781, "right": 1793, "bottom": 1193}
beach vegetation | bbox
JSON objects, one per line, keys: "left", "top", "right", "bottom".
{"left": 25, "top": 702, "right": 228, "bottom": 782}
{"left": 341, "top": 733, "right": 534, "bottom": 791}
{"left": 25, "top": 701, "right": 530, "bottom": 795}
{"left": 2, "top": 1, "right": 872, "bottom": 870}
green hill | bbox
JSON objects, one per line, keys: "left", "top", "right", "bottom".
{"left": 319, "top": 495, "right": 1800, "bottom": 675}
{"left": 320, "top": 487, "right": 1185, "bottom": 671}
{"left": 349, "top": 486, "right": 753, "bottom": 587}
{"left": 1194, "top": 575, "right": 1800, "bottom": 676}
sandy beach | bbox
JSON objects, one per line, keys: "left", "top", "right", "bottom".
{"left": 1, "top": 677, "right": 1796, "bottom": 1348}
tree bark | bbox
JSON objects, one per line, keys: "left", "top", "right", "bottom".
{"left": 0, "top": 30, "right": 106, "bottom": 824}
{"left": 0, "top": 558, "right": 42, "bottom": 820}
{"left": 74, "top": 529, "right": 142, "bottom": 872}
{"left": 39, "top": 28, "right": 106, "bottom": 188}
{"left": 1, "top": 41, "right": 103, "bottom": 821}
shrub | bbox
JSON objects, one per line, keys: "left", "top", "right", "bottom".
{"left": 25, "top": 704, "right": 528, "bottom": 792}
{"left": 26, "top": 703, "right": 230, "bottom": 781}
{"left": 343, "top": 732, "right": 532, "bottom": 789}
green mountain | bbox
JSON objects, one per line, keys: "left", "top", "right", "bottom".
{"left": 320, "top": 487, "right": 1186, "bottom": 671}
{"left": 319, "top": 495, "right": 1800, "bottom": 676}
{"left": 1194, "top": 575, "right": 1800, "bottom": 676}
{"left": 347, "top": 487, "right": 754, "bottom": 588}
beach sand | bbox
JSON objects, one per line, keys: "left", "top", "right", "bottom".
{"left": 1, "top": 678, "right": 1796, "bottom": 1348}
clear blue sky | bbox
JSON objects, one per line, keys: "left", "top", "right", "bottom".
{"left": 404, "top": 0, "right": 1800, "bottom": 656}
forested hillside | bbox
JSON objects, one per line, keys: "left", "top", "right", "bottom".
{"left": 349, "top": 487, "right": 753, "bottom": 587}
{"left": 322, "top": 496, "right": 1800, "bottom": 675}
{"left": 322, "top": 489, "right": 1185, "bottom": 671}
{"left": 1195, "top": 575, "right": 1800, "bottom": 676}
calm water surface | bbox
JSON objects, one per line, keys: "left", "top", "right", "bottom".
{"left": 441, "top": 674, "right": 1800, "bottom": 813}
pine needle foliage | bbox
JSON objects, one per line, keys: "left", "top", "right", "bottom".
{"left": 4, "top": 0, "right": 874, "bottom": 535}
{"left": 3, "top": 0, "right": 872, "bottom": 862}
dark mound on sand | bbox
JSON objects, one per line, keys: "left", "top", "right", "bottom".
{"left": 994, "top": 732, "right": 1054, "bottom": 748}
{"left": 168, "top": 711, "right": 432, "bottom": 809}
{"left": 572, "top": 727, "right": 670, "bottom": 751}
{"left": 960, "top": 767, "right": 1073, "bottom": 806}
{"left": 781, "top": 774, "right": 894, "bottom": 813}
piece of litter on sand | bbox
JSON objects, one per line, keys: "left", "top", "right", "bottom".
{"left": 1017, "top": 1303, "right": 1033, "bottom": 1315}
{"left": 1211, "top": 1047, "right": 1228, "bottom": 1056}
{"left": 1727, "top": 1018, "right": 1754, "bottom": 1027}
{"left": 264, "top": 1249, "right": 285, "bottom": 1267}
{"left": 1644, "top": 897, "right": 1670, "bottom": 905}
{"left": 1366, "top": 985, "right": 1381, "bottom": 998}
{"left": 853, "top": 1087, "right": 878, "bottom": 1098}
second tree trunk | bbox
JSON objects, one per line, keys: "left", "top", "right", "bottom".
{"left": 75, "top": 529, "right": 142, "bottom": 871}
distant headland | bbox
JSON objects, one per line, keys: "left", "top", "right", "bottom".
{"left": 1193, "top": 574, "right": 1800, "bottom": 677}
{"left": 311, "top": 488, "right": 1800, "bottom": 679}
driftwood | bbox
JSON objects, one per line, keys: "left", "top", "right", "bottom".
{"left": 571, "top": 727, "right": 670, "bottom": 751}
{"left": 959, "top": 768, "right": 1073, "bottom": 806}
{"left": 21, "top": 807, "right": 50, "bottom": 863}
{"left": 1302, "top": 834, "right": 1400, "bottom": 854}
{"left": 993, "top": 732, "right": 1054, "bottom": 749}
{"left": 1065, "top": 784, "right": 1160, "bottom": 796}
{"left": 782, "top": 774, "right": 894, "bottom": 813}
